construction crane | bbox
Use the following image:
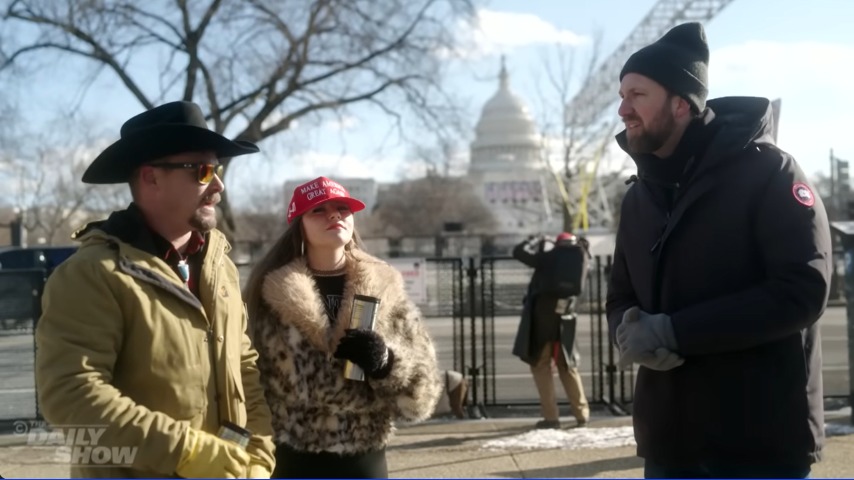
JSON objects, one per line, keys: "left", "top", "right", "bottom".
{"left": 568, "top": 0, "right": 736, "bottom": 129}
{"left": 565, "top": 0, "right": 737, "bottom": 231}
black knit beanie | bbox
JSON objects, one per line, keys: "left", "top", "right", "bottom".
{"left": 620, "top": 22, "right": 709, "bottom": 113}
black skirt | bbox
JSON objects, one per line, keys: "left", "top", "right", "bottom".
{"left": 272, "top": 443, "right": 388, "bottom": 479}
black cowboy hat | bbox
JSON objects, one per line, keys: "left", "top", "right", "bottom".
{"left": 82, "top": 101, "right": 259, "bottom": 184}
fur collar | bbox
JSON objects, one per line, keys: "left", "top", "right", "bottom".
{"left": 261, "top": 249, "right": 404, "bottom": 353}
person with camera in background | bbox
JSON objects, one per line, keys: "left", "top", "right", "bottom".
{"left": 512, "top": 232, "right": 590, "bottom": 430}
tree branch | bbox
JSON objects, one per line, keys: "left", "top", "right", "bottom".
{"left": 197, "top": 59, "right": 223, "bottom": 131}
{"left": 258, "top": 76, "right": 411, "bottom": 138}
{"left": 176, "top": 0, "right": 197, "bottom": 100}
{"left": 110, "top": 4, "right": 185, "bottom": 50}
{"left": 291, "top": 0, "right": 433, "bottom": 95}
{"left": 246, "top": 0, "right": 297, "bottom": 46}
{"left": 177, "top": 0, "right": 223, "bottom": 102}
{"left": 6, "top": 4, "right": 154, "bottom": 109}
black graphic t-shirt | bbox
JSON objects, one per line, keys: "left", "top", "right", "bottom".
{"left": 313, "top": 274, "right": 346, "bottom": 325}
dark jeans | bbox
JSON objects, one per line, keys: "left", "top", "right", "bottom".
{"left": 644, "top": 459, "right": 811, "bottom": 479}
{"left": 272, "top": 443, "right": 388, "bottom": 479}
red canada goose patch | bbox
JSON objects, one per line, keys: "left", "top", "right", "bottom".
{"left": 792, "top": 183, "right": 815, "bottom": 207}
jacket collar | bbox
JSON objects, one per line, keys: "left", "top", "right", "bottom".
{"left": 261, "top": 249, "right": 397, "bottom": 353}
{"left": 616, "top": 96, "right": 777, "bottom": 189}
{"left": 72, "top": 210, "right": 230, "bottom": 313}
{"left": 73, "top": 204, "right": 230, "bottom": 261}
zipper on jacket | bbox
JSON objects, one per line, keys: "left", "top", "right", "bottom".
{"left": 208, "top": 243, "right": 224, "bottom": 424}
{"left": 192, "top": 234, "right": 223, "bottom": 425}
{"left": 650, "top": 211, "right": 671, "bottom": 253}
{"left": 648, "top": 210, "right": 671, "bottom": 312}
{"left": 207, "top": 324, "right": 221, "bottom": 422}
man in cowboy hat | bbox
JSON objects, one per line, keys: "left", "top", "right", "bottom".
{"left": 35, "top": 101, "right": 275, "bottom": 478}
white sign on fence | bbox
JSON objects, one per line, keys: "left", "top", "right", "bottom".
{"left": 387, "top": 258, "right": 427, "bottom": 304}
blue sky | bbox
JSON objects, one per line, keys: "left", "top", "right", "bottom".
{"left": 8, "top": 0, "right": 853, "bottom": 208}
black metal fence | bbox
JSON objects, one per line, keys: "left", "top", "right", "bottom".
{"left": 423, "top": 255, "right": 634, "bottom": 418}
{"left": 0, "top": 269, "right": 45, "bottom": 427}
{"left": 587, "top": 256, "right": 635, "bottom": 413}
{"left": 420, "top": 253, "right": 850, "bottom": 418}
{"left": 2, "top": 252, "right": 850, "bottom": 425}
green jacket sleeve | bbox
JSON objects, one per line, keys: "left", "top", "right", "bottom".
{"left": 35, "top": 259, "right": 188, "bottom": 475}
{"left": 240, "top": 303, "right": 276, "bottom": 471}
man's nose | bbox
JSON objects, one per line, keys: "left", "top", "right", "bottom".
{"left": 617, "top": 99, "right": 632, "bottom": 118}
{"left": 208, "top": 174, "right": 225, "bottom": 193}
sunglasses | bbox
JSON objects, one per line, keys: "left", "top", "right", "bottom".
{"left": 149, "top": 162, "right": 224, "bottom": 184}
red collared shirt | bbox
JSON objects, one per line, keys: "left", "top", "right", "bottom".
{"left": 160, "top": 231, "right": 206, "bottom": 295}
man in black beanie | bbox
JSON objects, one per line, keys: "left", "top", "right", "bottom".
{"left": 607, "top": 22, "right": 830, "bottom": 478}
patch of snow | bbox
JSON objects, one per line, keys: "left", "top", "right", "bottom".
{"left": 480, "top": 423, "right": 854, "bottom": 451}
{"left": 825, "top": 423, "right": 854, "bottom": 437}
{"left": 482, "top": 426, "right": 636, "bottom": 450}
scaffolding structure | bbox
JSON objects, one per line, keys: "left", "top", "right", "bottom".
{"left": 567, "top": 0, "right": 737, "bottom": 231}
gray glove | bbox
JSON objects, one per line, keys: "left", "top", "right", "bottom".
{"left": 616, "top": 307, "right": 681, "bottom": 369}
{"left": 637, "top": 347, "right": 685, "bottom": 371}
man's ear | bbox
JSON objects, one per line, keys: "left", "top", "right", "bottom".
{"left": 672, "top": 95, "right": 693, "bottom": 120}
{"left": 131, "top": 166, "right": 163, "bottom": 200}
{"left": 138, "top": 165, "right": 159, "bottom": 188}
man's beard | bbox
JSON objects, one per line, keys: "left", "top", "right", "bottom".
{"left": 190, "top": 210, "right": 217, "bottom": 232}
{"left": 189, "top": 195, "right": 219, "bottom": 232}
{"left": 626, "top": 104, "right": 676, "bottom": 155}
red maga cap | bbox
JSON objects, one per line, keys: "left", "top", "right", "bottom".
{"left": 556, "top": 232, "right": 576, "bottom": 242}
{"left": 286, "top": 176, "right": 366, "bottom": 224}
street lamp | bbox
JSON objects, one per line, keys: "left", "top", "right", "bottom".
{"left": 10, "top": 207, "right": 26, "bottom": 248}
{"left": 830, "top": 220, "right": 854, "bottom": 424}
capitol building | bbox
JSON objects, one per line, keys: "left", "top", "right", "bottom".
{"left": 284, "top": 58, "right": 562, "bottom": 239}
{"left": 467, "top": 59, "right": 558, "bottom": 235}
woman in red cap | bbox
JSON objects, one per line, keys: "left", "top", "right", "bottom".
{"left": 243, "top": 176, "right": 441, "bottom": 478}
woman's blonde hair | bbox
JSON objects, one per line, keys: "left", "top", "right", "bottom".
{"left": 242, "top": 216, "right": 363, "bottom": 340}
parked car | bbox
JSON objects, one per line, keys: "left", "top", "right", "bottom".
{"left": 0, "top": 246, "right": 77, "bottom": 331}
{"left": 0, "top": 246, "right": 77, "bottom": 273}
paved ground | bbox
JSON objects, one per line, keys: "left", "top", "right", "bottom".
{"left": 4, "top": 305, "right": 848, "bottom": 421}
{"left": 1, "top": 410, "right": 851, "bottom": 478}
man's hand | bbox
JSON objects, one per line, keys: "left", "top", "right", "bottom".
{"left": 637, "top": 347, "right": 685, "bottom": 371}
{"left": 245, "top": 454, "right": 273, "bottom": 479}
{"left": 616, "top": 307, "right": 682, "bottom": 370}
{"left": 175, "top": 428, "right": 250, "bottom": 479}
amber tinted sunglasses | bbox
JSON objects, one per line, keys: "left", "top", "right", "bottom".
{"left": 149, "top": 162, "right": 224, "bottom": 184}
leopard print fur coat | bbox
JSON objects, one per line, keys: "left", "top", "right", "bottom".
{"left": 254, "top": 248, "right": 441, "bottom": 454}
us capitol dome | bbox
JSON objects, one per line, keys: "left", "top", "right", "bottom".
{"left": 468, "top": 57, "right": 554, "bottom": 234}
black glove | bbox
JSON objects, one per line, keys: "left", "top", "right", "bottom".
{"left": 334, "top": 329, "right": 395, "bottom": 379}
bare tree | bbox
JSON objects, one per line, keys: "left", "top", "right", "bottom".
{"left": 811, "top": 172, "right": 841, "bottom": 221}
{"left": 365, "top": 174, "right": 495, "bottom": 237}
{"left": 533, "top": 32, "right": 624, "bottom": 232}
{"left": 1, "top": 0, "right": 478, "bottom": 236}
{"left": 1, "top": 113, "right": 129, "bottom": 245}
{"left": 0, "top": 100, "right": 17, "bottom": 147}
{"left": 232, "top": 182, "right": 286, "bottom": 245}
{"left": 406, "top": 138, "right": 467, "bottom": 178}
